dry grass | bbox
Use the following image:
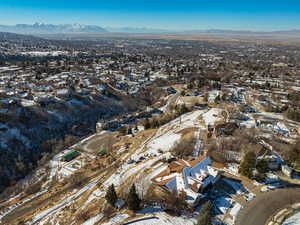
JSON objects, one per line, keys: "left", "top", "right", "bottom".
{"left": 176, "top": 127, "right": 198, "bottom": 136}
{"left": 180, "top": 96, "right": 204, "bottom": 104}
{"left": 4, "top": 127, "right": 160, "bottom": 224}
{"left": 86, "top": 132, "right": 117, "bottom": 153}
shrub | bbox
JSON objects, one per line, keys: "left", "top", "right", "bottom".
{"left": 97, "top": 149, "right": 107, "bottom": 157}
{"left": 24, "top": 181, "right": 42, "bottom": 196}
{"left": 75, "top": 210, "right": 90, "bottom": 223}
{"left": 103, "top": 205, "right": 114, "bottom": 218}
{"left": 163, "top": 190, "right": 188, "bottom": 216}
{"left": 172, "top": 136, "right": 197, "bottom": 158}
{"left": 287, "top": 139, "right": 300, "bottom": 170}
{"left": 118, "top": 126, "right": 127, "bottom": 135}
{"left": 144, "top": 118, "right": 151, "bottom": 130}
{"left": 69, "top": 172, "right": 85, "bottom": 187}
{"left": 256, "top": 159, "right": 268, "bottom": 174}
{"left": 197, "top": 200, "right": 213, "bottom": 225}
{"left": 285, "top": 108, "right": 300, "bottom": 122}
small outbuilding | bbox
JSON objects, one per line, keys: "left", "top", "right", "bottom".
{"left": 63, "top": 149, "right": 80, "bottom": 162}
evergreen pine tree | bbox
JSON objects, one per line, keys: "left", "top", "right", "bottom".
{"left": 214, "top": 95, "right": 221, "bottom": 103}
{"left": 203, "top": 92, "right": 209, "bottom": 103}
{"left": 239, "top": 151, "right": 256, "bottom": 178}
{"left": 105, "top": 184, "right": 118, "bottom": 207}
{"left": 144, "top": 118, "right": 151, "bottom": 130}
{"left": 118, "top": 126, "right": 127, "bottom": 135}
{"left": 197, "top": 200, "right": 213, "bottom": 225}
{"left": 126, "top": 184, "right": 141, "bottom": 211}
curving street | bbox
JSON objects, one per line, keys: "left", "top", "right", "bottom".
{"left": 236, "top": 187, "right": 300, "bottom": 225}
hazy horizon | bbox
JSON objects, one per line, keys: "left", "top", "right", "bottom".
{"left": 1, "top": 0, "right": 300, "bottom": 31}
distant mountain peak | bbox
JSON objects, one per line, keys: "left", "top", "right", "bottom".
{"left": 0, "top": 23, "right": 107, "bottom": 34}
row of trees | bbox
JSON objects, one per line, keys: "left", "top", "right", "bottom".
{"left": 118, "top": 125, "right": 138, "bottom": 136}
{"left": 105, "top": 184, "right": 141, "bottom": 211}
{"left": 144, "top": 104, "right": 190, "bottom": 130}
{"left": 239, "top": 151, "right": 268, "bottom": 180}
{"left": 285, "top": 108, "right": 300, "bottom": 122}
{"left": 207, "top": 128, "right": 261, "bottom": 164}
{"left": 172, "top": 136, "right": 197, "bottom": 158}
{"left": 286, "top": 139, "right": 300, "bottom": 171}
{"left": 105, "top": 184, "right": 214, "bottom": 224}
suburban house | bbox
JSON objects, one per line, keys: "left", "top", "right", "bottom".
{"left": 214, "top": 122, "right": 239, "bottom": 137}
{"left": 152, "top": 156, "right": 224, "bottom": 206}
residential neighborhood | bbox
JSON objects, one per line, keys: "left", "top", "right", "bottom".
{"left": 0, "top": 31, "right": 300, "bottom": 225}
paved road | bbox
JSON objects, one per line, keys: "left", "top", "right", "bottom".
{"left": 236, "top": 187, "right": 300, "bottom": 225}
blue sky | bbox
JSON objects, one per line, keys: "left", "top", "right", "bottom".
{"left": 0, "top": 0, "right": 300, "bottom": 31}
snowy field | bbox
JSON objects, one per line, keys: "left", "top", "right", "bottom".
{"left": 105, "top": 110, "right": 205, "bottom": 188}
{"left": 1, "top": 110, "right": 206, "bottom": 225}
{"left": 110, "top": 207, "right": 198, "bottom": 225}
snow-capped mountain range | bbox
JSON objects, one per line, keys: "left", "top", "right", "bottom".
{"left": 0, "top": 23, "right": 107, "bottom": 34}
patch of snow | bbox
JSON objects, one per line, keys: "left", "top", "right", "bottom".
{"left": 245, "top": 193, "right": 256, "bottom": 201}
{"left": 83, "top": 189, "right": 104, "bottom": 207}
{"left": 282, "top": 212, "right": 300, "bottom": 225}
{"left": 225, "top": 163, "right": 239, "bottom": 176}
{"left": 125, "top": 211, "right": 197, "bottom": 225}
{"left": 230, "top": 203, "right": 242, "bottom": 221}
{"left": 81, "top": 214, "right": 103, "bottom": 225}
{"left": 29, "top": 178, "right": 101, "bottom": 224}
{"left": 202, "top": 108, "right": 223, "bottom": 126}
{"left": 145, "top": 132, "right": 181, "bottom": 157}
{"left": 208, "top": 90, "right": 220, "bottom": 102}
{"left": 265, "top": 173, "right": 279, "bottom": 184}
{"left": 102, "top": 214, "right": 129, "bottom": 225}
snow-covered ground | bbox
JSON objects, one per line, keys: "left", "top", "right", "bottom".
{"left": 82, "top": 189, "right": 104, "bottom": 208}
{"left": 119, "top": 207, "right": 198, "bottom": 225}
{"left": 59, "top": 159, "right": 84, "bottom": 178}
{"left": 0, "top": 189, "right": 48, "bottom": 222}
{"left": 131, "top": 213, "right": 196, "bottom": 225}
{"left": 29, "top": 177, "right": 101, "bottom": 224}
{"left": 81, "top": 214, "right": 104, "bottom": 225}
{"left": 144, "top": 132, "right": 181, "bottom": 157}
{"left": 105, "top": 110, "right": 205, "bottom": 189}
{"left": 102, "top": 214, "right": 129, "bottom": 225}
{"left": 224, "top": 163, "right": 239, "bottom": 176}
{"left": 282, "top": 212, "right": 300, "bottom": 225}
{"left": 21, "top": 51, "right": 67, "bottom": 56}
{"left": 229, "top": 203, "right": 243, "bottom": 224}
{"left": 202, "top": 108, "right": 223, "bottom": 126}
{"left": 2, "top": 110, "right": 206, "bottom": 224}
{"left": 0, "top": 149, "right": 71, "bottom": 223}
{"left": 208, "top": 90, "right": 221, "bottom": 102}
